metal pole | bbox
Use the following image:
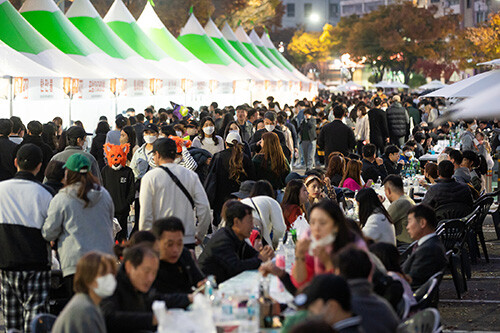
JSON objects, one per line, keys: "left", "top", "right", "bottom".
{"left": 9, "top": 76, "right": 13, "bottom": 118}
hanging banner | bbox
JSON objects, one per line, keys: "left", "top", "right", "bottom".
{"left": 115, "top": 79, "right": 152, "bottom": 97}
{"left": 234, "top": 79, "right": 250, "bottom": 92}
{"left": 0, "top": 78, "right": 9, "bottom": 100}
{"left": 195, "top": 81, "right": 209, "bottom": 95}
{"left": 14, "top": 78, "right": 65, "bottom": 100}
{"left": 215, "top": 81, "right": 233, "bottom": 94}
{"left": 253, "top": 80, "right": 265, "bottom": 91}
{"left": 156, "top": 79, "right": 183, "bottom": 96}
{"left": 72, "top": 79, "right": 112, "bottom": 99}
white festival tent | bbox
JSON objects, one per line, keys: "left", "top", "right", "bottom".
{"left": 335, "top": 81, "right": 364, "bottom": 92}
{"left": 448, "top": 81, "right": 500, "bottom": 120}
{"left": 0, "top": 40, "right": 60, "bottom": 78}
{"left": 425, "top": 70, "right": 500, "bottom": 98}
{"left": 418, "top": 80, "right": 447, "bottom": 90}
{"left": 374, "top": 81, "right": 409, "bottom": 89}
{"left": 477, "top": 59, "right": 500, "bottom": 67}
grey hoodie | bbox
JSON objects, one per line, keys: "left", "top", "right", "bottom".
{"left": 453, "top": 167, "right": 472, "bottom": 184}
{"left": 43, "top": 183, "right": 115, "bottom": 277}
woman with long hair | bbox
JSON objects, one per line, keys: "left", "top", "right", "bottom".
{"left": 43, "top": 154, "right": 115, "bottom": 299}
{"left": 204, "top": 132, "right": 255, "bottom": 226}
{"left": 281, "top": 179, "right": 309, "bottom": 230}
{"left": 52, "top": 252, "right": 117, "bottom": 333}
{"left": 356, "top": 188, "right": 396, "bottom": 245}
{"left": 252, "top": 132, "right": 290, "bottom": 191}
{"left": 120, "top": 126, "right": 139, "bottom": 163}
{"left": 340, "top": 159, "right": 364, "bottom": 191}
{"left": 354, "top": 103, "right": 370, "bottom": 156}
{"left": 223, "top": 121, "right": 252, "bottom": 157}
{"left": 42, "top": 122, "right": 58, "bottom": 152}
{"left": 325, "top": 155, "right": 345, "bottom": 187}
{"left": 90, "top": 121, "right": 110, "bottom": 171}
{"left": 192, "top": 117, "right": 225, "bottom": 155}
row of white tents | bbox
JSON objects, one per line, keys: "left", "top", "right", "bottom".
{"left": 0, "top": 0, "right": 317, "bottom": 128}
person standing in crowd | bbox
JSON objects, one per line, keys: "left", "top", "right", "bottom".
{"left": 249, "top": 111, "right": 292, "bottom": 161}
{"left": 43, "top": 153, "right": 115, "bottom": 299}
{"left": 403, "top": 204, "right": 447, "bottom": 289}
{"left": 42, "top": 122, "right": 58, "bottom": 152}
{"left": 106, "top": 115, "right": 128, "bottom": 145}
{"left": 90, "top": 121, "right": 110, "bottom": 171}
{"left": 152, "top": 217, "right": 205, "bottom": 298}
{"left": 52, "top": 252, "right": 117, "bottom": 333}
{"left": 299, "top": 108, "right": 317, "bottom": 171}
{"left": 204, "top": 132, "right": 255, "bottom": 226}
{"left": 192, "top": 117, "right": 225, "bottom": 155}
{"left": 0, "top": 118, "right": 18, "bottom": 181}
{"left": 252, "top": 132, "right": 290, "bottom": 191}
{"left": 281, "top": 179, "right": 309, "bottom": 230}
{"left": 277, "top": 113, "right": 295, "bottom": 161}
{"left": 223, "top": 121, "right": 252, "bottom": 157}
{"left": 354, "top": 103, "right": 370, "bottom": 157}
{"left": 318, "top": 105, "right": 356, "bottom": 159}
{"left": 0, "top": 144, "right": 53, "bottom": 332}
{"left": 340, "top": 159, "right": 364, "bottom": 191}
{"left": 356, "top": 188, "right": 396, "bottom": 245}
{"left": 120, "top": 126, "right": 139, "bottom": 164}
{"left": 43, "top": 160, "right": 65, "bottom": 194}
{"left": 14, "top": 120, "right": 54, "bottom": 182}
{"left": 461, "top": 120, "right": 478, "bottom": 153}
{"left": 235, "top": 105, "right": 254, "bottom": 142}
{"left": 9, "top": 116, "right": 24, "bottom": 144}
{"left": 134, "top": 113, "right": 146, "bottom": 146}
{"left": 405, "top": 98, "right": 421, "bottom": 127}
{"left": 368, "top": 97, "right": 390, "bottom": 154}
{"left": 130, "top": 124, "right": 159, "bottom": 180}
{"left": 325, "top": 154, "right": 346, "bottom": 187}
{"left": 383, "top": 175, "right": 415, "bottom": 245}
{"left": 382, "top": 145, "right": 403, "bottom": 175}
{"left": 198, "top": 200, "right": 274, "bottom": 283}
{"left": 139, "top": 138, "right": 211, "bottom": 249}
{"left": 361, "top": 144, "right": 387, "bottom": 183}
{"left": 49, "top": 126, "right": 102, "bottom": 183}
{"left": 386, "top": 95, "right": 408, "bottom": 147}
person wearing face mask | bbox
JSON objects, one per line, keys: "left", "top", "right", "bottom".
{"left": 48, "top": 125, "right": 102, "bottom": 183}
{"left": 43, "top": 154, "right": 115, "bottom": 300}
{"left": 192, "top": 117, "right": 225, "bottom": 155}
{"left": 130, "top": 123, "right": 159, "bottom": 180}
{"left": 184, "top": 121, "right": 198, "bottom": 141}
{"left": 460, "top": 119, "right": 479, "bottom": 152}
{"left": 223, "top": 121, "right": 252, "bottom": 157}
{"left": 52, "top": 252, "right": 117, "bottom": 333}
{"left": 249, "top": 111, "right": 292, "bottom": 161}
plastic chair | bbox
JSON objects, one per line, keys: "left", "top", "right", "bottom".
{"left": 411, "top": 270, "right": 444, "bottom": 311}
{"left": 435, "top": 203, "right": 472, "bottom": 222}
{"left": 469, "top": 196, "right": 494, "bottom": 263}
{"left": 397, "top": 308, "right": 442, "bottom": 333}
{"left": 30, "top": 313, "right": 57, "bottom": 333}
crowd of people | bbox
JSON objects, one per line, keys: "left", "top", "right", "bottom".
{"left": 0, "top": 90, "right": 497, "bottom": 332}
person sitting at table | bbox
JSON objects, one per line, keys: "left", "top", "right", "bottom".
{"left": 422, "top": 160, "right": 473, "bottom": 215}
{"left": 356, "top": 188, "right": 396, "bottom": 245}
{"left": 382, "top": 145, "right": 403, "bottom": 175}
{"left": 419, "top": 162, "right": 438, "bottom": 189}
{"left": 449, "top": 149, "right": 471, "bottom": 185}
{"left": 198, "top": 200, "right": 274, "bottom": 284}
{"left": 340, "top": 159, "right": 364, "bottom": 191}
{"left": 461, "top": 150, "right": 483, "bottom": 193}
{"left": 101, "top": 244, "right": 190, "bottom": 333}
{"left": 398, "top": 145, "right": 414, "bottom": 164}
{"left": 384, "top": 175, "right": 415, "bottom": 245}
{"left": 361, "top": 144, "right": 387, "bottom": 184}
{"left": 402, "top": 204, "right": 447, "bottom": 290}
{"left": 151, "top": 217, "right": 205, "bottom": 298}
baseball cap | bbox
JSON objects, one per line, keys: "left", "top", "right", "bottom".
{"left": 63, "top": 153, "right": 91, "bottom": 173}
{"left": 231, "top": 180, "right": 256, "bottom": 199}
{"left": 66, "top": 126, "right": 87, "bottom": 140}
{"left": 225, "top": 132, "right": 242, "bottom": 145}
{"left": 144, "top": 123, "right": 159, "bottom": 133}
{"left": 392, "top": 95, "right": 401, "bottom": 103}
{"left": 294, "top": 274, "right": 351, "bottom": 310}
{"left": 152, "top": 138, "right": 177, "bottom": 156}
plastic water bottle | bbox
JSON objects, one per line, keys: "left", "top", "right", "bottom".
{"left": 204, "top": 275, "right": 216, "bottom": 300}
{"left": 245, "top": 295, "right": 260, "bottom": 332}
{"left": 284, "top": 232, "right": 295, "bottom": 273}
{"left": 275, "top": 239, "right": 285, "bottom": 292}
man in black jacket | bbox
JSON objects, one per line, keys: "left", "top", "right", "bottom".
{"left": 368, "top": 97, "right": 389, "bottom": 155}
{"left": 14, "top": 121, "right": 54, "bottom": 182}
{"left": 361, "top": 144, "right": 387, "bottom": 183}
{"left": 152, "top": 217, "right": 205, "bottom": 295}
{"left": 101, "top": 244, "right": 191, "bottom": 333}
{"left": 382, "top": 144, "right": 403, "bottom": 175}
{"left": 403, "top": 204, "right": 447, "bottom": 289}
{"left": 318, "top": 104, "right": 356, "bottom": 159}
{"left": 198, "top": 200, "right": 274, "bottom": 283}
{"left": 386, "top": 95, "right": 409, "bottom": 146}
{"left": 0, "top": 118, "right": 17, "bottom": 181}
{"left": 299, "top": 108, "right": 317, "bottom": 170}
{"left": 249, "top": 111, "right": 291, "bottom": 161}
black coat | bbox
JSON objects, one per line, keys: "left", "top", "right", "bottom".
{"left": 402, "top": 235, "right": 447, "bottom": 289}
{"left": 101, "top": 165, "right": 135, "bottom": 214}
{"left": 90, "top": 133, "right": 107, "bottom": 171}
{"left": 318, "top": 120, "right": 356, "bottom": 158}
{"left": 133, "top": 122, "right": 145, "bottom": 147}
{"left": 298, "top": 117, "right": 317, "bottom": 141}
{"left": 204, "top": 148, "right": 255, "bottom": 212}
{"left": 249, "top": 128, "right": 291, "bottom": 162}
{"left": 153, "top": 248, "right": 205, "bottom": 294}
{"left": 386, "top": 103, "right": 408, "bottom": 138}
{"left": 382, "top": 155, "right": 402, "bottom": 175}
{"left": 422, "top": 178, "right": 473, "bottom": 210}
{"left": 101, "top": 265, "right": 190, "bottom": 333}
{"left": 368, "top": 108, "right": 389, "bottom": 150}
{"left": 198, "top": 227, "right": 262, "bottom": 284}
{"left": 14, "top": 135, "right": 54, "bottom": 182}
{"left": 361, "top": 159, "right": 387, "bottom": 184}
{"left": 0, "top": 136, "right": 17, "bottom": 181}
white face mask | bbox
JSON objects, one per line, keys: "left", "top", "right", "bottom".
{"left": 405, "top": 151, "right": 414, "bottom": 158}
{"left": 144, "top": 135, "right": 157, "bottom": 144}
{"left": 309, "top": 233, "right": 336, "bottom": 256}
{"left": 175, "top": 131, "right": 183, "bottom": 137}
{"left": 285, "top": 111, "right": 292, "bottom": 117}
{"left": 82, "top": 140, "right": 88, "bottom": 151}
{"left": 203, "top": 126, "right": 215, "bottom": 135}
{"left": 93, "top": 274, "right": 117, "bottom": 298}
{"left": 265, "top": 125, "right": 275, "bottom": 132}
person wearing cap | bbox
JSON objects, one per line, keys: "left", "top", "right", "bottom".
{"left": 386, "top": 95, "right": 409, "bottom": 147}
{"left": 48, "top": 125, "right": 102, "bottom": 184}
{"left": 249, "top": 111, "right": 292, "bottom": 161}
{"left": 198, "top": 200, "right": 274, "bottom": 284}
{"left": 106, "top": 115, "right": 128, "bottom": 145}
{"left": 138, "top": 138, "right": 211, "bottom": 248}
{"left": 204, "top": 131, "right": 255, "bottom": 227}
{"left": 185, "top": 120, "right": 198, "bottom": 140}
{"left": 0, "top": 144, "right": 54, "bottom": 332}
{"left": 130, "top": 123, "right": 159, "bottom": 180}
{"left": 43, "top": 153, "right": 115, "bottom": 299}
{"left": 290, "top": 274, "right": 364, "bottom": 333}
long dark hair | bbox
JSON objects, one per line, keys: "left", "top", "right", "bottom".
{"left": 356, "top": 188, "right": 393, "bottom": 228}
{"left": 65, "top": 170, "right": 100, "bottom": 208}
{"left": 198, "top": 117, "right": 219, "bottom": 145}
{"left": 261, "top": 132, "right": 288, "bottom": 176}
{"left": 121, "top": 126, "right": 136, "bottom": 161}
{"left": 310, "top": 200, "right": 352, "bottom": 252}
{"left": 369, "top": 242, "right": 403, "bottom": 274}
{"left": 227, "top": 140, "right": 246, "bottom": 184}
{"left": 281, "top": 179, "right": 305, "bottom": 213}
{"left": 326, "top": 155, "right": 345, "bottom": 179}
{"left": 250, "top": 180, "right": 275, "bottom": 198}
{"left": 42, "top": 122, "right": 57, "bottom": 151}
{"left": 340, "top": 160, "right": 362, "bottom": 187}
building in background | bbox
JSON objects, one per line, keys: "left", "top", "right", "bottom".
{"left": 282, "top": 0, "right": 342, "bottom": 31}
{"left": 415, "top": 0, "right": 489, "bottom": 27}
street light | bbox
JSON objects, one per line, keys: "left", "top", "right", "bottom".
{"left": 309, "top": 13, "right": 320, "bottom": 22}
